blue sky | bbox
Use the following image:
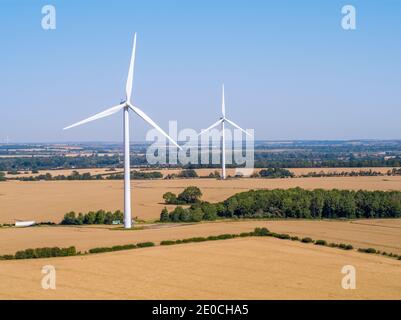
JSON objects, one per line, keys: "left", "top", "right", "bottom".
{"left": 0, "top": 0, "right": 400, "bottom": 142}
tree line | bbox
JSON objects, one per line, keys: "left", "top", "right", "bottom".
{"left": 61, "top": 210, "right": 124, "bottom": 225}
{"left": 13, "top": 170, "right": 163, "bottom": 181}
{"left": 300, "top": 168, "right": 401, "bottom": 178}
{"left": 160, "top": 187, "right": 401, "bottom": 222}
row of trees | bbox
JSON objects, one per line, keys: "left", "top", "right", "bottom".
{"left": 160, "top": 201, "right": 219, "bottom": 222}
{"left": 161, "top": 187, "right": 401, "bottom": 222}
{"left": 300, "top": 169, "right": 401, "bottom": 178}
{"left": 14, "top": 170, "right": 163, "bottom": 181}
{"left": 253, "top": 168, "right": 294, "bottom": 178}
{"left": 61, "top": 210, "right": 124, "bottom": 225}
{"left": 106, "top": 170, "right": 163, "bottom": 180}
{"left": 165, "top": 169, "right": 199, "bottom": 179}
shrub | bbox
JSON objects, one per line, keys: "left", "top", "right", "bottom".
{"left": 217, "top": 234, "right": 234, "bottom": 240}
{"left": 112, "top": 244, "right": 136, "bottom": 251}
{"left": 358, "top": 248, "right": 377, "bottom": 254}
{"left": 187, "top": 237, "right": 207, "bottom": 243}
{"left": 0, "top": 255, "right": 14, "bottom": 260}
{"left": 315, "top": 240, "right": 327, "bottom": 246}
{"left": 160, "top": 240, "right": 176, "bottom": 245}
{"left": 240, "top": 232, "right": 253, "bottom": 237}
{"left": 178, "top": 169, "right": 198, "bottom": 178}
{"left": 345, "top": 244, "right": 353, "bottom": 250}
{"left": 301, "top": 237, "right": 313, "bottom": 243}
{"left": 206, "top": 235, "right": 219, "bottom": 240}
{"left": 254, "top": 227, "right": 270, "bottom": 236}
{"left": 89, "top": 247, "right": 112, "bottom": 254}
{"left": 290, "top": 236, "right": 300, "bottom": 241}
{"left": 276, "top": 233, "right": 291, "bottom": 240}
{"left": 136, "top": 242, "right": 155, "bottom": 248}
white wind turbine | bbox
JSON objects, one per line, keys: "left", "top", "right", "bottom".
{"left": 198, "top": 85, "right": 251, "bottom": 179}
{"left": 63, "top": 34, "right": 181, "bottom": 229}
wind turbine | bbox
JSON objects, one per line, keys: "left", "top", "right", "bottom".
{"left": 63, "top": 34, "right": 181, "bottom": 229}
{"left": 198, "top": 85, "right": 251, "bottom": 179}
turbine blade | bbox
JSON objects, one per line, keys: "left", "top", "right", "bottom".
{"left": 63, "top": 104, "right": 125, "bottom": 130}
{"left": 222, "top": 84, "right": 225, "bottom": 117}
{"left": 128, "top": 104, "right": 182, "bottom": 150}
{"left": 125, "top": 33, "right": 137, "bottom": 103}
{"left": 225, "top": 118, "right": 252, "bottom": 136}
{"left": 198, "top": 119, "right": 224, "bottom": 136}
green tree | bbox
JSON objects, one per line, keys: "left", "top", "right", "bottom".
{"left": 201, "top": 202, "right": 217, "bottom": 220}
{"left": 61, "top": 211, "right": 77, "bottom": 225}
{"left": 160, "top": 207, "right": 170, "bottom": 222}
{"left": 163, "top": 192, "right": 177, "bottom": 204}
{"left": 177, "top": 186, "right": 202, "bottom": 203}
{"left": 190, "top": 208, "right": 204, "bottom": 222}
{"left": 95, "top": 210, "right": 106, "bottom": 224}
{"left": 170, "top": 206, "right": 185, "bottom": 222}
{"left": 76, "top": 212, "right": 84, "bottom": 225}
{"left": 84, "top": 211, "right": 96, "bottom": 224}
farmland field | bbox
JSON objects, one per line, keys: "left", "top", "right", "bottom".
{"left": 0, "top": 236, "right": 400, "bottom": 299}
{"left": 0, "top": 219, "right": 400, "bottom": 255}
{"left": 4, "top": 166, "right": 399, "bottom": 178}
{"left": 2, "top": 176, "right": 401, "bottom": 223}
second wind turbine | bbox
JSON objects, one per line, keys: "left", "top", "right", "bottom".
{"left": 199, "top": 85, "right": 252, "bottom": 179}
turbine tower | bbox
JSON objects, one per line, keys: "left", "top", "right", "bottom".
{"left": 199, "top": 85, "right": 251, "bottom": 179}
{"left": 63, "top": 34, "right": 181, "bottom": 228}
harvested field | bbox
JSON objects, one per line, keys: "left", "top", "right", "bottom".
{"left": 2, "top": 176, "right": 401, "bottom": 223}
{"left": 0, "top": 219, "right": 400, "bottom": 256}
{"left": 0, "top": 237, "right": 400, "bottom": 299}
{"left": 5, "top": 166, "right": 399, "bottom": 178}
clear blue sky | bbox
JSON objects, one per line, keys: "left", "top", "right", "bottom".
{"left": 1, "top": 0, "right": 400, "bottom": 142}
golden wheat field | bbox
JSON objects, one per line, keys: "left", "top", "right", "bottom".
{"left": 5, "top": 166, "right": 398, "bottom": 178}
{"left": 2, "top": 176, "right": 401, "bottom": 223}
{"left": 1, "top": 236, "right": 400, "bottom": 299}
{"left": 0, "top": 219, "right": 400, "bottom": 256}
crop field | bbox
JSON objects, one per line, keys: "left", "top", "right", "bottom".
{"left": 0, "top": 219, "right": 400, "bottom": 256}
{"left": 0, "top": 236, "right": 400, "bottom": 299}
{"left": 4, "top": 166, "right": 399, "bottom": 178}
{"left": 2, "top": 176, "right": 401, "bottom": 223}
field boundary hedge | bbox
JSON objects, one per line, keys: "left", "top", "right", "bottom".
{"left": 1, "top": 228, "right": 400, "bottom": 261}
